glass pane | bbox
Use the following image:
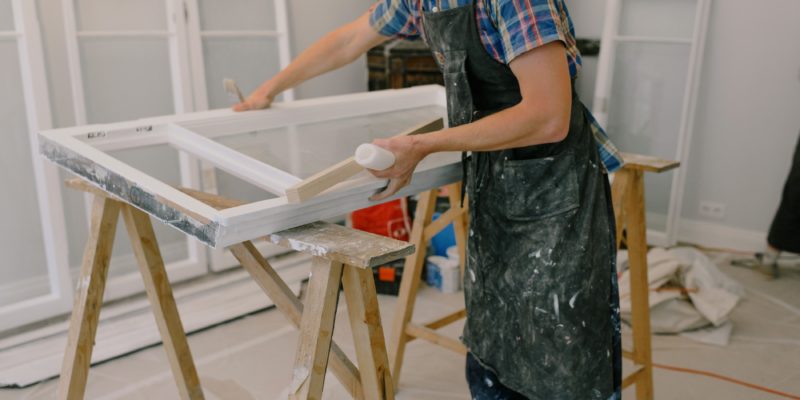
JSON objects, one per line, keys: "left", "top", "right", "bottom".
{"left": 0, "top": 0, "right": 14, "bottom": 31}
{"left": 197, "top": 0, "right": 276, "bottom": 31}
{"left": 74, "top": 0, "right": 166, "bottom": 31}
{"left": 606, "top": 42, "right": 690, "bottom": 231}
{"left": 79, "top": 37, "right": 175, "bottom": 123}
{"left": 103, "top": 145, "right": 189, "bottom": 279}
{"left": 64, "top": 145, "right": 191, "bottom": 282}
{"left": 210, "top": 106, "right": 447, "bottom": 201}
{"left": 0, "top": 42, "right": 53, "bottom": 307}
{"left": 202, "top": 37, "right": 281, "bottom": 109}
{"left": 619, "top": 0, "right": 696, "bottom": 39}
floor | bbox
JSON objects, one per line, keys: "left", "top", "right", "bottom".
{"left": 1, "top": 251, "right": 798, "bottom": 400}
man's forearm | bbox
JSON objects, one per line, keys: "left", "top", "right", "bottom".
{"left": 414, "top": 99, "right": 571, "bottom": 156}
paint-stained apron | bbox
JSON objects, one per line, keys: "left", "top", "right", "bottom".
{"left": 420, "top": 2, "right": 621, "bottom": 399}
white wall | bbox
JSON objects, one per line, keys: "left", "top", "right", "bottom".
{"left": 568, "top": 0, "right": 800, "bottom": 250}
{"left": 288, "top": 0, "right": 373, "bottom": 99}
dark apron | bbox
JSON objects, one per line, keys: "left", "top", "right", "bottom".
{"left": 421, "top": 2, "right": 621, "bottom": 399}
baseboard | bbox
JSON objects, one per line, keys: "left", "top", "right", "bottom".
{"left": 678, "top": 219, "right": 767, "bottom": 252}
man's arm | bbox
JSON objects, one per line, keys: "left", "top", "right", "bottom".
{"left": 369, "top": 41, "right": 573, "bottom": 200}
{"left": 234, "top": 11, "right": 389, "bottom": 111}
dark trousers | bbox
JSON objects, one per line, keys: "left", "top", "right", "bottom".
{"left": 466, "top": 352, "right": 528, "bottom": 399}
{"left": 768, "top": 134, "right": 800, "bottom": 253}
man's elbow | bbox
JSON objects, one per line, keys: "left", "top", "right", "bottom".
{"left": 541, "top": 113, "right": 570, "bottom": 144}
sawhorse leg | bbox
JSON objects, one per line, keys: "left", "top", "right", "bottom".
{"left": 231, "top": 242, "right": 395, "bottom": 400}
{"left": 612, "top": 169, "right": 654, "bottom": 400}
{"left": 389, "top": 183, "right": 469, "bottom": 387}
{"left": 57, "top": 195, "right": 204, "bottom": 400}
{"left": 291, "top": 258, "right": 344, "bottom": 399}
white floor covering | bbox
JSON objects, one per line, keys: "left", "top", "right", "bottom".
{"left": 0, "top": 251, "right": 798, "bottom": 399}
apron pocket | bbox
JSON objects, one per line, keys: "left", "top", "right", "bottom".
{"left": 502, "top": 151, "right": 580, "bottom": 221}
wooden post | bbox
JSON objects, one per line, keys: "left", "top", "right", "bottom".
{"left": 342, "top": 265, "right": 394, "bottom": 400}
{"left": 229, "top": 242, "right": 364, "bottom": 399}
{"left": 389, "top": 189, "right": 438, "bottom": 383}
{"left": 621, "top": 170, "right": 654, "bottom": 399}
{"left": 290, "top": 258, "right": 344, "bottom": 400}
{"left": 611, "top": 153, "right": 679, "bottom": 399}
{"left": 57, "top": 196, "right": 120, "bottom": 400}
{"left": 121, "top": 205, "right": 204, "bottom": 400}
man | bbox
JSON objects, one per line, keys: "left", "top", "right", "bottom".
{"left": 761, "top": 133, "right": 800, "bottom": 277}
{"left": 236, "top": 1, "right": 623, "bottom": 398}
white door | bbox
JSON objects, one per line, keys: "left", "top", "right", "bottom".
{"left": 59, "top": 0, "right": 207, "bottom": 301}
{"left": 0, "top": 0, "right": 74, "bottom": 331}
{"left": 593, "top": 0, "right": 712, "bottom": 246}
{"left": 183, "top": 0, "right": 295, "bottom": 271}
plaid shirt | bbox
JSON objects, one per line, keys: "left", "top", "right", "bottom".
{"left": 370, "top": 0, "right": 624, "bottom": 173}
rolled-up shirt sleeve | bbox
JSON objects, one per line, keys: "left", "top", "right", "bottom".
{"left": 488, "top": 0, "right": 574, "bottom": 65}
{"left": 369, "top": 0, "right": 421, "bottom": 39}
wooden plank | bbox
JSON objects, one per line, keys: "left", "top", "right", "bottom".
{"left": 622, "top": 366, "right": 646, "bottom": 389}
{"left": 446, "top": 182, "right": 468, "bottom": 275}
{"left": 621, "top": 152, "right": 680, "bottom": 173}
{"left": 180, "top": 188, "right": 416, "bottom": 269}
{"left": 285, "top": 118, "right": 444, "bottom": 203}
{"left": 178, "top": 187, "right": 244, "bottom": 210}
{"left": 228, "top": 242, "right": 364, "bottom": 399}
{"left": 120, "top": 205, "right": 204, "bottom": 400}
{"left": 389, "top": 189, "right": 438, "bottom": 383}
{"left": 65, "top": 177, "right": 109, "bottom": 199}
{"left": 57, "top": 196, "right": 120, "bottom": 400}
{"left": 422, "top": 205, "right": 467, "bottom": 241}
{"left": 266, "top": 221, "right": 414, "bottom": 269}
{"left": 290, "top": 258, "right": 343, "bottom": 400}
{"left": 342, "top": 265, "right": 394, "bottom": 400}
{"left": 623, "top": 170, "right": 655, "bottom": 400}
{"left": 424, "top": 309, "right": 466, "bottom": 331}
{"left": 404, "top": 324, "right": 467, "bottom": 355}
{"left": 610, "top": 170, "right": 631, "bottom": 250}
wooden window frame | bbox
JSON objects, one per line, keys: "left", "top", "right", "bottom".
{"left": 40, "top": 85, "right": 461, "bottom": 248}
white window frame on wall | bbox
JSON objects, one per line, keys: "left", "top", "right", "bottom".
{"left": 60, "top": 0, "right": 207, "bottom": 300}
{"left": 0, "top": 0, "right": 74, "bottom": 331}
{"left": 40, "top": 86, "right": 459, "bottom": 249}
{"left": 593, "top": 0, "right": 712, "bottom": 247}
{"left": 182, "top": 0, "right": 296, "bottom": 271}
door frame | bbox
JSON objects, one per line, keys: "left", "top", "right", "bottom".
{"left": 593, "top": 0, "right": 713, "bottom": 246}
{"left": 59, "top": 0, "right": 207, "bottom": 300}
{"left": 0, "top": 0, "right": 74, "bottom": 331}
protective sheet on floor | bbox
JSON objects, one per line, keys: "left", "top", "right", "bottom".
{"left": 617, "top": 247, "right": 745, "bottom": 345}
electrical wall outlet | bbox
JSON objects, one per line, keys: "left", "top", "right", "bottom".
{"left": 699, "top": 201, "right": 726, "bottom": 220}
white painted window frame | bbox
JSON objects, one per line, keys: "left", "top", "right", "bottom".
{"left": 593, "top": 0, "right": 712, "bottom": 247}
{"left": 60, "top": 0, "right": 208, "bottom": 299}
{"left": 40, "top": 86, "right": 460, "bottom": 249}
{"left": 0, "top": 0, "right": 74, "bottom": 331}
{"left": 181, "top": 0, "right": 297, "bottom": 270}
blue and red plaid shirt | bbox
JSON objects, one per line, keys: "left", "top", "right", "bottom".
{"left": 369, "top": 0, "right": 623, "bottom": 173}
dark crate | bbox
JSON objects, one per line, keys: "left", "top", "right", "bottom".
{"left": 367, "top": 39, "right": 443, "bottom": 91}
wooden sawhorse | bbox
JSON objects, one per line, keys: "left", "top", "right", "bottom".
{"left": 611, "top": 153, "right": 679, "bottom": 399}
{"left": 389, "top": 154, "right": 679, "bottom": 400}
{"left": 58, "top": 178, "right": 413, "bottom": 400}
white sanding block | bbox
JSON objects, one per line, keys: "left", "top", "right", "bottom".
{"left": 355, "top": 143, "right": 396, "bottom": 170}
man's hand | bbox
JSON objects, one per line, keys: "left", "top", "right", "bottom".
{"left": 368, "top": 135, "right": 428, "bottom": 201}
{"left": 233, "top": 89, "right": 274, "bottom": 112}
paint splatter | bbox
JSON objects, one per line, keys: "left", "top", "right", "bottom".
{"left": 569, "top": 291, "right": 581, "bottom": 309}
{"left": 553, "top": 294, "right": 560, "bottom": 321}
